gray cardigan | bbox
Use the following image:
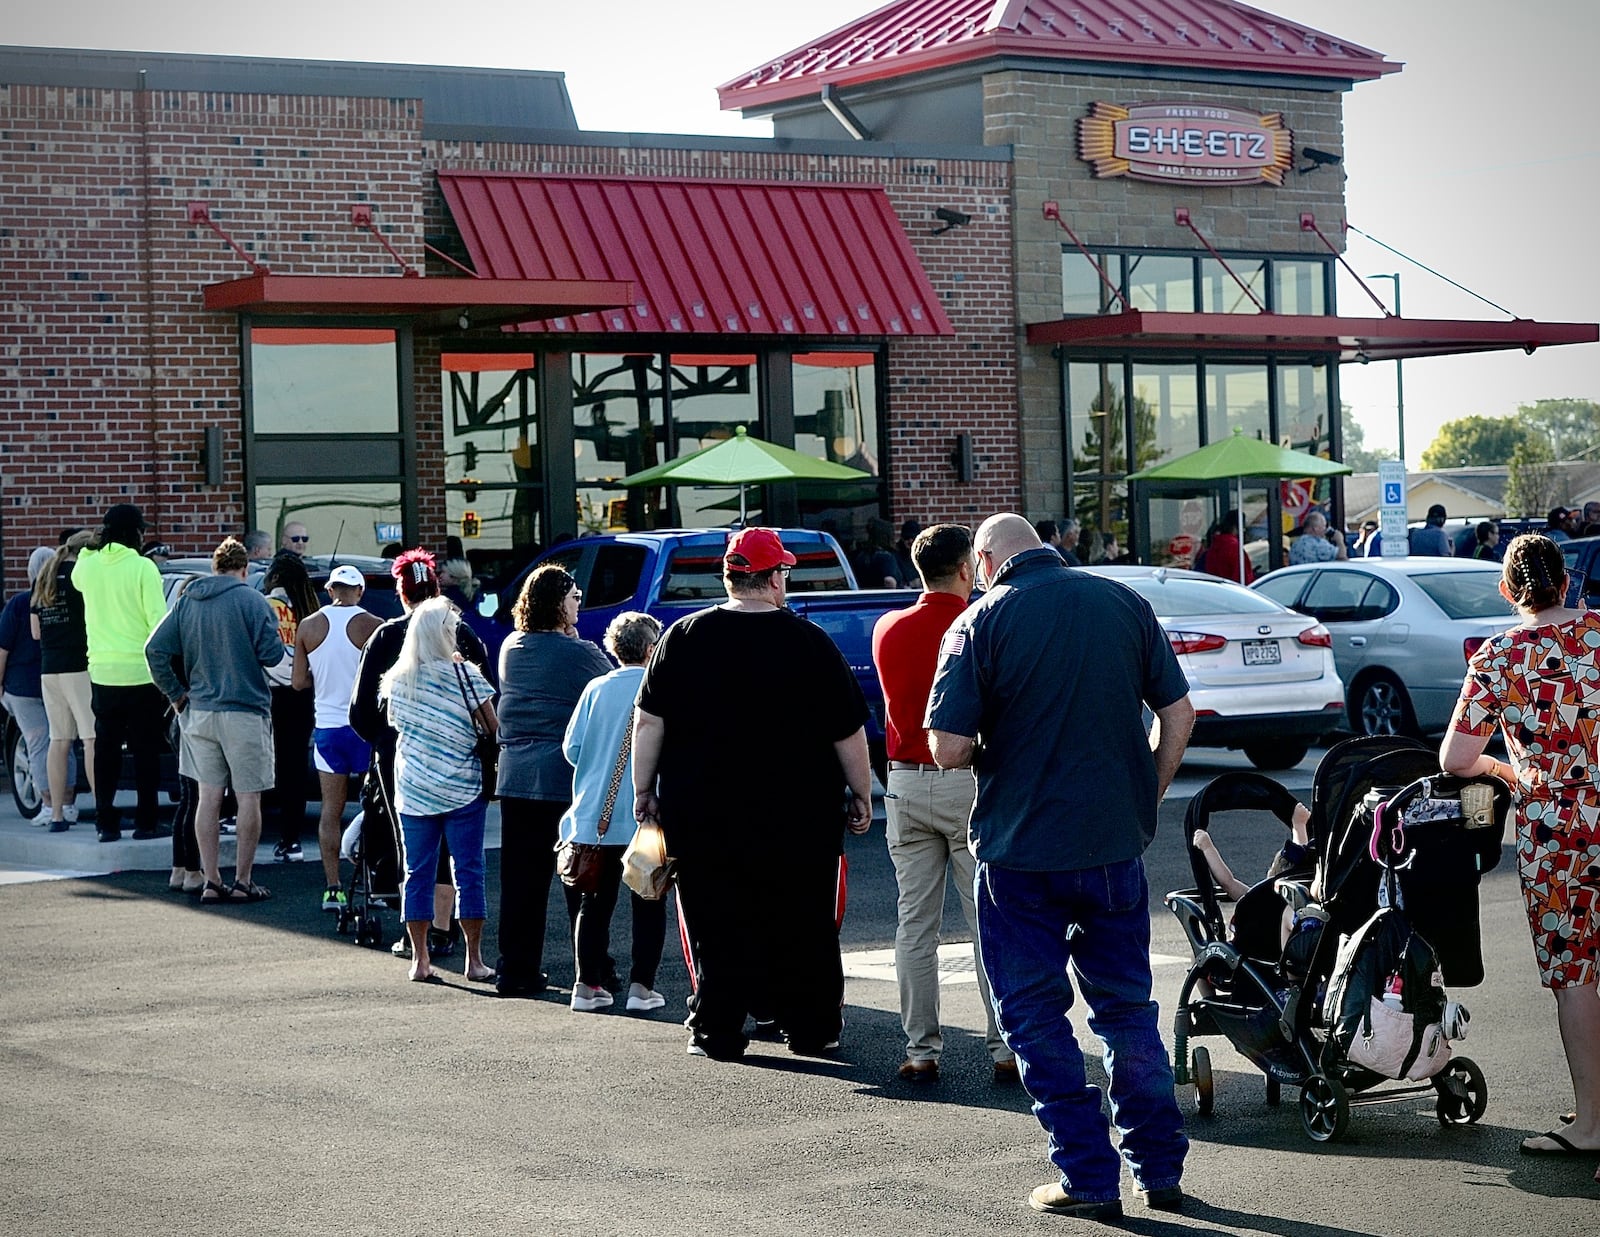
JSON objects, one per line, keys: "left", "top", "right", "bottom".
{"left": 495, "top": 630, "right": 612, "bottom": 801}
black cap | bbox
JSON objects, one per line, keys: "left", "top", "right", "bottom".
{"left": 1549, "top": 506, "right": 1572, "bottom": 522}
{"left": 1426, "top": 504, "right": 1447, "bottom": 523}
{"left": 103, "top": 503, "right": 145, "bottom": 536}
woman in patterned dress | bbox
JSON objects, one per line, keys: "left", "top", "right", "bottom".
{"left": 1441, "top": 534, "right": 1599, "bottom": 1173}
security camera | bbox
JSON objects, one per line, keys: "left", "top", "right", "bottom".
{"left": 1298, "top": 147, "right": 1343, "bottom": 174}
{"left": 931, "top": 206, "right": 972, "bottom": 235}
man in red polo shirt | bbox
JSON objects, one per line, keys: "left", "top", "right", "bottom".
{"left": 871, "top": 523, "right": 1016, "bottom": 1085}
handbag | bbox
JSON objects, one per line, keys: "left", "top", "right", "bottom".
{"left": 454, "top": 663, "right": 498, "bottom": 798}
{"left": 621, "top": 818, "right": 675, "bottom": 900}
{"left": 557, "top": 723, "right": 631, "bottom": 894}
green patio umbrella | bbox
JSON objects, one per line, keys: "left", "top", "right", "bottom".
{"left": 620, "top": 424, "right": 873, "bottom": 522}
{"left": 1127, "top": 428, "right": 1353, "bottom": 580}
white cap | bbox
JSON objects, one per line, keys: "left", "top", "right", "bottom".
{"left": 327, "top": 564, "right": 365, "bottom": 588}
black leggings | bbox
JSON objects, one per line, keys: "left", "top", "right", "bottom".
{"left": 495, "top": 797, "right": 581, "bottom": 985}
{"left": 574, "top": 847, "right": 667, "bottom": 989}
{"left": 267, "top": 686, "right": 314, "bottom": 847}
{"left": 170, "top": 775, "right": 200, "bottom": 872}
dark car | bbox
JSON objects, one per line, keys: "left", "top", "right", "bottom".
{"left": 1559, "top": 535, "right": 1600, "bottom": 608}
{"left": 161, "top": 553, "right": 401, "bottom": 619}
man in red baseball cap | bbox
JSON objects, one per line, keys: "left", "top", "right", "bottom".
{"left": 632, "top": 526, "right": 872, "bottom": 1061}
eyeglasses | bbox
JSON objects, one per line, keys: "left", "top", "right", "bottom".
{"left": 288, "top": 535, "right": 309, "bottom": 543}
{"left": 774, "top": 565, "right": 792, "bottom": 578}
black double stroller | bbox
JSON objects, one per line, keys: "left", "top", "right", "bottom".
{"left": 1165, "top": 736, "right": 1510, "bottom": 1141}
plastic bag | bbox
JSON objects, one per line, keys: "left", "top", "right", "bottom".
{"left": 622, "top": 820, "right": 675, "bottom": 900}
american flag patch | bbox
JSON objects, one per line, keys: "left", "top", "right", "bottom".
{"left": 940, "top": 630, "right": 967, "bottom": 657}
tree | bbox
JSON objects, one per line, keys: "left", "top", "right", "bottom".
{"left": 1504, "top": 435, "right": 1561, "bottom": 517}
{"left": 1514, "top": 398, "right": 1600, "bottom": 462}
{"left": 1419, "top": 414, "right": 1528, "bottom": 470}
{"left": 1340, "top": 410, "right": 1394, "bottom": 473}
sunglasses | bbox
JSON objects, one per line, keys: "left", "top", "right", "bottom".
{"left": 289, "top": 535, "right": 309, "bottom": 543}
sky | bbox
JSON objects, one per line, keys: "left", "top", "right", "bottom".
{"left": 9, "top": 0, "right": 1598, "bottom": 464}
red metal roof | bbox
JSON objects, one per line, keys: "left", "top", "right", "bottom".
{"left": 719, "top": 0, "right": 1399, "bottom": 111}
{"left": 437, "top": 172, "right": 952, "bottom": 338}
{"left": 201, "top": 272, "right": 630, "bottom": 331}
{"left": 1025, "top": 310, "right": 1600, "bottom": 363}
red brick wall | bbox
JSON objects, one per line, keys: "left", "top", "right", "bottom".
{"left": 0, "top": 84, "right": 423, "bottom": 585}
{"left": 0, "top": 77, "right": 1021, "bottom": 586}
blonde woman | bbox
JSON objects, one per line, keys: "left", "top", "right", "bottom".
{"left": 32, "top": 533, "right": 96, "bottom": 830}
{"left": 380, "top": 597, "right": 497, "bottom": 984}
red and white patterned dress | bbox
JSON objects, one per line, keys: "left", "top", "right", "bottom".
{"left": 1450, "top": 611, "right": 1600, "bottom": 988}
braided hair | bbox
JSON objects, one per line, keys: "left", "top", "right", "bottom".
{"left": 1502, "top": 533, "right": 1564, "bottom": 612}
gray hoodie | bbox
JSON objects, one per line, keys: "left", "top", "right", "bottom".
{"left": 145, "top": 574, "right": 284, "bottom": 714}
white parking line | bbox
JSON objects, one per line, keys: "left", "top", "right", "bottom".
{"left": 841, "top": 942, "right": 1189, "bottom": 984}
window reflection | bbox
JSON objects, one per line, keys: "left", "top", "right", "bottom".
{"left": 1131, "top": 364, "right": 1199, "bottom": 469}
{"left": 1200, "top": 258, "right": 1266, "bottom": 313}
{"left": 250, "top": 327, "right": 399, "bottom": 434}
{"left": 793, "top": 352, "right": 880, "bottom": 542}
{"left": 668, "top": 353, "right": 760, "bottom": 529}
{"left": 1206, "top": 364, "right": 1270, "bottom": 444}
{"left": 573, "top": 353, "right": 666, "bottom": 533}
{"left": 254, "top": 481, "right": 403, "bottom": 557}
{"left": 442, "top": 352, "right": 541, "bottom": 557}
{"left": 1070, "top": 480, "right": 1129, "bottom": 564}
{"left": 1126, "top": 255, "right": 1194, "bottom": 312}
{"left": 1061, "top": 252, "right": 1124, "bottom": 316}
{"left": 1274, "top": 261, "right": 1327, "bottom": 315}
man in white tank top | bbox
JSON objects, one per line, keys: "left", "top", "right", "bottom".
{"left": 294, "top": 565, "right": 383, "bottom": 913}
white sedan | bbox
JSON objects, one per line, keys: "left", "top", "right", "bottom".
{"left": 1085, "top": 565, "right": 1346, "bottom": 770}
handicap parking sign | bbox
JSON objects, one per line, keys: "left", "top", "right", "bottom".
{"left": 1382, "top": 481, "right": 1404, "bottom": 506}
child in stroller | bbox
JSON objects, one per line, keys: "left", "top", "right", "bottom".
{"left": 1192, "top": 799, "right": 1322, "bottom": 954}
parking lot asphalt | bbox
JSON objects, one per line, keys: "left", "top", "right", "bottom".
{"left": 3, "top": 747, "right": 1596, "bottom": 1236}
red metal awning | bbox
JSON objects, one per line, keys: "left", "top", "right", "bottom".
{"left": 437, "top": 171, "right": 953, "bottom": 338}
{"left": 202, "top": 272, "right": 632, "bottom": 332}
{"left": 1025, "top": 310, "right": 1599, "bottom": 362}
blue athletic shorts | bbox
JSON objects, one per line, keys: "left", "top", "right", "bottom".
{"left": 313, "top": 725, "right": 371, "bottom": 776}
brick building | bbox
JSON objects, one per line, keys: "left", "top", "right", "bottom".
{"left": 3, "top": 0, "right": 1592, "bottom": 586}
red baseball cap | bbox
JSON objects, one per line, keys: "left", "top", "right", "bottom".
{"left": 724, "top": 527, "right": 797, "bottom": 573}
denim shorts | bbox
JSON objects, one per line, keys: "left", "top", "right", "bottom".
{"left": 313, "top": 724, "right": 371, "bottom": 776}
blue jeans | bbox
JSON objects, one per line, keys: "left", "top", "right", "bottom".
{"left": 975, "top": 857, "right": 1187, "bottom": 1202}
{"left": 399, "top": 800, "right": 487, "bottom": 923}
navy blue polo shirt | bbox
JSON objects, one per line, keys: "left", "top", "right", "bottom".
{"left": 925, "top": 548, "right": 1188, "bottom": 871}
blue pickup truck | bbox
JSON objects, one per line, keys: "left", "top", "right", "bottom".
{"left": 500, "top": 529, "right": 919, "bottom": 780}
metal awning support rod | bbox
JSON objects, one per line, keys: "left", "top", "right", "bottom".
{"left": 424, "top": 242, "right": 480, "bottom": 279}
{"left": 351, "top": 204, "right": 419, "bottom": 277}
{"left": 1299, "top": 213, "right": 1392, "bottom": 315}
{"left": 1348, "top": 223, "right": 1520, "bottom": 320}
{"left": 1172, "top": 208, "right": 1265, "bottom": 312}
{"left": 186, "top": 201, "right": 269, "bottom": 275}
{"left": 1042, "top": 201, "right": 1130, "bottom": 312}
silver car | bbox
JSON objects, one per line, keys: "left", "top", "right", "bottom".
{"left": 1250, "top": 559, "right": 1518, "bottom": 737}
{"left": 1085, "top": 565, "right": 1346, "bottom": 770}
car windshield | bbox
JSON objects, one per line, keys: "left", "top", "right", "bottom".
{"left": 1117, "top": 575, "right": 1286, "bottom": 618}
{"left": 1410, "top": 571, "right": 1516, "bottom": 620}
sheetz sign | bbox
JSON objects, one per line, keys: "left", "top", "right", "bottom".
{"left": 1079, "top": 102, "right": 1293, "bottom": 186}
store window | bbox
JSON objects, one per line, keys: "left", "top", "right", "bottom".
{"left": 572, "top": 353, "right": 667, "bottom": 534}
{"left": 1131, "top": 363, "right": 1200, "bottom": 469}
{"left": 793, "top": 351, "right": 881, "bottom": 542}
{"left": 1277, "top": 365, "right": 1330, "bottom": 455}
{"left": 1274, "top": 260, "right": 1327, "bottom": 315}
{"left": 1068, "top": 361, "right": 1129, "bottom": 476}
{"left": 254, "top": 481, "right": 404, "bottom": 559}
{"left": 1060, "top": 250, "right": 1334, "bottom": 318}
{"left": 1126, "top": 254, "right": 1195, "bottom": 313}
{"left": 250, "top": 327, "right": 399, "bottom": 434}
{"left": 668, "top": 353, "right": 760, "bottom": 529}
{"left": 1069, "top": 479, "right": 1129, "bottom": 564}
{"left": 1206, "top": 364, "right": 1270, "bottom": 444}
{"left": 441, "top": 351, "right": 541, "bottom": 558}
{"left": 1061, "top": 252, "right": 1124, "bottom": 316}
{"left": 1200, "top": 258, "right": 1267, "bottom": 314}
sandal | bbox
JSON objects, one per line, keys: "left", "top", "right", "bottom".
{"left": 228, "top": 880, "right": 272, "bottom": 902}
{"left": 199, "top": 879, "right": 229, "bottom": 905}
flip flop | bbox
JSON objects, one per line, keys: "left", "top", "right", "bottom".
{"left": 1520, "top": 1130, "right": 1598, "bottom": 1157}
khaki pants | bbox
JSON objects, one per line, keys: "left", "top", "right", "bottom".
{"left": 885, "top": 764, "right": 1008, "bottom": 1063}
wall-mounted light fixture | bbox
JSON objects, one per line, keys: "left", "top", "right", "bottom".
{"left": 201, "top": 426, "right": 224, "bottom": 486}
{"left": 951, "top": 433, "right": 975, "bottom": 482}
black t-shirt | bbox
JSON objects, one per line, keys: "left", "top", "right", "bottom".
{"left": 31, "top": 562, "right": 89, "bottom": 675}
{"left": 636, "top": 605, "right": 867, "bottom": 859}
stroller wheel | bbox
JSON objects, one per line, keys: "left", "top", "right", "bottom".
{"left": 1299, "top": 1073, "right": 1350, "bottom": 1143}
{"left": 1191, "top": 1047, "right": 1214, "bottom": 1116}
{"left": 335, "top": 909, "right": 352, "bottom": 936}
{"left": 1434, "top": 1056, "right": 1488, "bottom": 1126}
{"left": 1265, "top": 1077, "right": 1281, "bottom": 1107}
{"left": 362, "top": 913, "right": 383, "bottom": 949}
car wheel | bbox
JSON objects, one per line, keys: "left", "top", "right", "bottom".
{"left": 1243, "top": 740, "right": 1310, "bottom": 771}
{"left": 1352, "top": 673, "right": 1416, "bottom": 738}
{"left": 7, "top": 718, "right": 42, "bottom": 819}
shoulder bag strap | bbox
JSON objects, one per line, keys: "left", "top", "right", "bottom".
{"left": 594, "top": 722, "right": 633, "bottom": 841}
{"left": 454, "top": 662, "right": 487, "bottom": 737}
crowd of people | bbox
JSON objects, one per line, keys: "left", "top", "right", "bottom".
{"left": 3, "top": 502, "right": 1596, "bottom": 1210}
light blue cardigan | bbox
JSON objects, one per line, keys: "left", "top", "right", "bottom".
{"left": 557, "top": 664, "right": 645, "bottom": 847}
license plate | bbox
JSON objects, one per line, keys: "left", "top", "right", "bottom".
{"left": 1242, "top": 639, "right": 1282, "bottom": 666}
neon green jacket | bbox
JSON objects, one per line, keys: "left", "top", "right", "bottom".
{"left": 70, "top": 543, "right": 166, "bottom": 686}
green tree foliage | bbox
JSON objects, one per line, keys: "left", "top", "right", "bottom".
{"left": 1504, "top": 434, "right": 1561, "bottom": 517}
{"left": 1514, "top": 398, "right": 1600, "bottom": 462}
{"left": 1419, "top": 415, "right": 1528, "bottom": 469}
{"left": 1340, "top": 411, "right": 1394, "bottom": 473}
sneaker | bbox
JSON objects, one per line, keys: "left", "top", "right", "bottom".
{"left": 786, "top": 1038, "right": 840, "bottom": 1057}
{"left": 131, "top": 825, "right": 172, "bottom": 840}
{"left": 1028, "top": 1184, "right": 1123, "bottom": 1221}
{"left": 391, "top": 937, "right": 412, "bottom": 959}
{"left": 626, "top": 983, "right": 666, "bottom": 1012}
{"left": 570, "top": 983, "right": 614, "bottom": 1012}
{"left": 273, "top": 841, "right": 304, "bottom": 863}
{"left": 1138, "top": 1186, "right": 1185, "bottom": 1212}
{"left": 26, "top": 804, "right": 48, "bottom": 826}
{"left": 686, "top": 1040, "right": 709, "bottom": 1057}
{"left": 97, "top": 828, "right": 121, "bottom": 843}
{"left": 321, "top": 886, "right": 348, "bottom": 912}
{"left": 62, "top": 804, "right": 79, "bottom": 824}
{"left": 427, "top": 926, "right": 457, "bottom": 959}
